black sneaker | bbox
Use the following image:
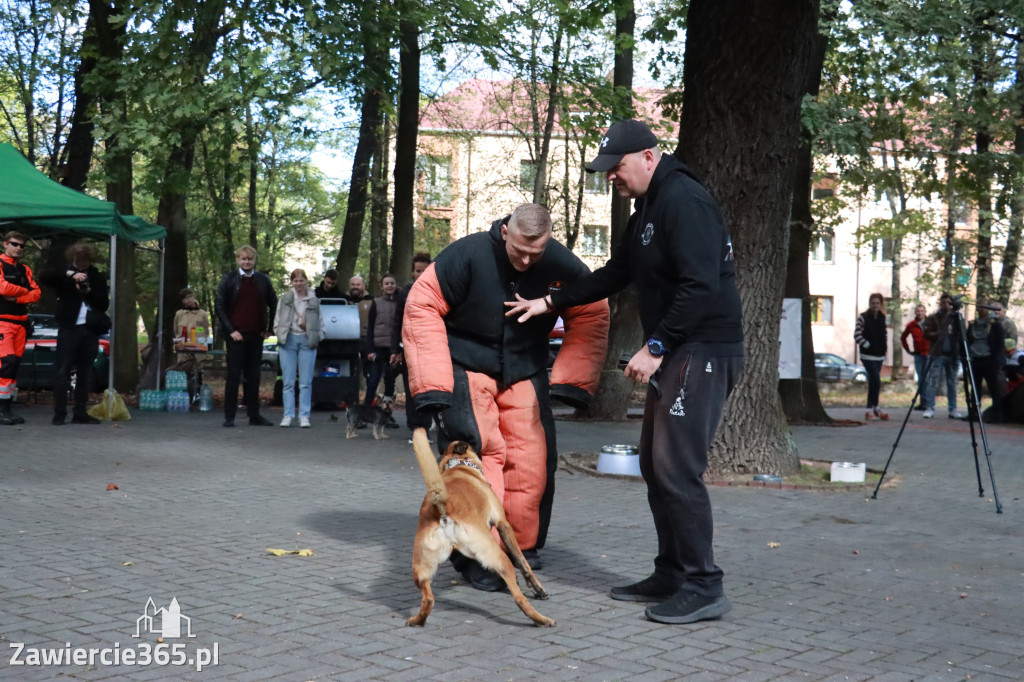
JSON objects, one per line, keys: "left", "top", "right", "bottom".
{"left": 52, "top": 414, "right": 67, "bottom": 426}
{"left": 644, "top": 589, "right": 731, "bottom": 624}
{"left": 223, "top": 419, "right": 235, "bottom": 427}
{"left": 71, "top": 414, "right": 101, "bottom": 424}
{"left": 249, "top": 415, "right": 273, "bottom": 426}
{"left": 609, "top": 574, "right": 675, "bottom": 602}
{"left": 461, "top": 561, "right": 506, "bottom": 592}
{"left": 520, "top": 549, "right": 543, "bottom": 571}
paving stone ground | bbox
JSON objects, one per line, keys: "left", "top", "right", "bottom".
{"left": 1, "top": 400, "right": 1022, "bottom": 681}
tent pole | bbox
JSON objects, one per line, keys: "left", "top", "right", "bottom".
{"left": 108, "top": 235, "right": 116, "bottom": 391}
{"left": 156, "top": 239, "right": 165, "bottom": 390}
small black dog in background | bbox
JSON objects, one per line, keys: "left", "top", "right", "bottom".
{"left": 347, "top": 395, "right": 395, "bottom": 440}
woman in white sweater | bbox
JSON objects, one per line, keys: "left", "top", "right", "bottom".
{"left": 273, "top": 269, "right": 323, "bottom": 427}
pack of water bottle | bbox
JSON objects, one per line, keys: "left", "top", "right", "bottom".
{"left": 165, "top": 371, "right": 188, "bottom": 392}
{"left": 139, "top": 389, "right": 167, "bottom": 411}
{"left": 167, "top": 391, "right": 190, "bottom": 413}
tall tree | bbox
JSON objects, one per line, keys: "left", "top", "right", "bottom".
{"left": 388, "top": 6, "right": 419, "bottom": 281}
{"left": 678, "top": 0, "right": 819, "bottom": 475}
{"left": 780, "top": 2, "right": 834, "bottom": 423}
{"left": 585, "top": 0, "right": 641, "bottom": 421}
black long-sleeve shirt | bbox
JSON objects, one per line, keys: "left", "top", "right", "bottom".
{"left": 550, "top": 154, "right": 742, "bottom": 349}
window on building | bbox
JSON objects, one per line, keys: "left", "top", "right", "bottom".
{"left": 421, "top": 217, "right": 451, "bottom": 251}
{"left": 809, "top": 295, "right": 834, "bottom": 325}
{"left": 520, "top": 160, "right": 537, "bottom": 191}
{"left": 580, "top": 224, "right": 608, "bottom": 256}
{"left": 416, "top": 155, "right": 452, "bottom": 208}
{"left": 810, "top": 229, "right": 834, "bottom": 263}
{"left": 584, "top": 172, "right": 608, "bottom": 194}
{"left": 811, "top": 187, "right": 835, "bottom": 200}
{"left": 869, "top": 237, "right": 893, "bottom": 263}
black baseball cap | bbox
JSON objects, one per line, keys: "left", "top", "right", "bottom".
{"left": 585, "top": 119, "right": 659, "bottom": 173}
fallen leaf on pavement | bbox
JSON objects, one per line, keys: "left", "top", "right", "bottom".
{"left": 766, "top": 542, "right": 781, "bottom": 549}
{"left": 267, "top": 548, "right": 314, "bottom": 557}
{"left": 106, "top": 483, "right": 119, "bottom": 491}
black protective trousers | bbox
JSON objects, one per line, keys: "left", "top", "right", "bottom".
{"left": 639, "top": 341, "right": 744, "bottom": 597}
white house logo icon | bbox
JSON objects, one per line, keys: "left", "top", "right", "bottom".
{"left": 134, "top": 597, "right": 195, "bottom": 638}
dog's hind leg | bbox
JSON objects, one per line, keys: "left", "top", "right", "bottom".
{"left": 469, "top": 527, "right": 555, "bottom": 627}
{"left": 495, "top": 520, "right": 548, "bottom": 600}
{"left": 407, "top": 541, "right": 444, "bottom": 627}
{"left": 406, "top": 573, "right": 436, "bottom": 627}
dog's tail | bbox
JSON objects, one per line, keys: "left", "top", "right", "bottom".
{"left": 411, "top": 427, "right": 447, "bottom": 515}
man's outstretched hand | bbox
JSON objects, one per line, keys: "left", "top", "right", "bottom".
{"left": 504, "top": 293, "right": 549, "bottom": 322}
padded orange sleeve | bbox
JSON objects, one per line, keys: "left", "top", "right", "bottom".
{"left": 550, "top": 299, "right": 610, "bottom": 394}
{"left": 402, "top": 264, "right": 453, "bottom": 398}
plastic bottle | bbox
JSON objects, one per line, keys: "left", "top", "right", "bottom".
{"left": 198, "top": 384, "right": 213, "bottom": 412}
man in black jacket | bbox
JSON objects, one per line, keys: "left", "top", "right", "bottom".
{"left": 507, "top": 120, "right": 744, "bottom": 624}
{"left": 404, "top": 204, "right": 609, "bottom": 590}
{"left": 39, "top": 242, "right": 109, "bottom": 425}
{"left": 215, "top": 245, "right": 277, "bottom": 427}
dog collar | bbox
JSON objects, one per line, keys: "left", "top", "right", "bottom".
{"left": 445, "top": 457, "right": 483, "bottom": 474}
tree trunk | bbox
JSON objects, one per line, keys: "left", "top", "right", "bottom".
{"left": 584, "top": 0, "right": 640, "bottom": 421}
{"left": 388, "top": 16, "right": 419, "bottom": 281}
{"left": 337, "top": 82, "right": 381, "bottom": 281}
{"left": 62, "top": 9, "right": 98, "bottom": 192}
{"left": 531, "top": 19, "right": 564, "bottom": 207}
{"left": 245, "top": 98, "right": 260, "bottom": 249}
{"left": 369, "top": 115, "right": 390, "bottom": 287}
{"left": 943, "top": 122, "right": 962, "bottom": 292}
{"left": 998, "top": 40, "right": 1024, "bottom": 308}
{"left": 780, "top": 14, "right": 831, "bottom": 423}
{"left": 158, "top": 141, "right": 198, "bottom": 369}
{"left": 678, "top": 0, "right": 817, "bottom": 475}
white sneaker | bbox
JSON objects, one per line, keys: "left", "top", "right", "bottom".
{"left": 922, "top": 409, "right": 934, "bottom": 419}
{"left": 280, "top": 416, "right": 293, "bottom": 427}
{"left": 299, "top": 417, "right": 310, "bottom": 428}
{"left": 949, "top": 409, "right": 965, "bottom": 419}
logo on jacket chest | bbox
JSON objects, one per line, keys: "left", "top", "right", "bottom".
{"left": 641, "top": 223, "right": 655, "bottom": 246}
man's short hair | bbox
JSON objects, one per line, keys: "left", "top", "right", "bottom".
{"left": 508, "top": 204, "right": 552, "bottom": 239}
{"left": 179, "top": 287, "right": 195, "bottom": 301}
{"left": 236, "top": 245, "right": 258, "bottom": 259}
{"left": 65, "top": 242, "right": 98, "bottom": 264}
{"left": 412, "top": 252, "right": 432, "bottom": 266}
{"left": 324, "top": 269, "right": 338, "bottom": 280}
{"left": 3, "top": 230, "right": 29, "bottom": 244}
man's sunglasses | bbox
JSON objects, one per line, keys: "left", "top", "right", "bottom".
{"left": 6, "top": 241, "right": 25, "bottom": 248}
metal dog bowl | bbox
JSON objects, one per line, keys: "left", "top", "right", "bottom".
{"left": 597, "top": 444, "right": 642, "bottom": 477}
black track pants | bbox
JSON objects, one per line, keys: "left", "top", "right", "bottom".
{"left": 639, "top": 341, "right": 744, "bottom": 597}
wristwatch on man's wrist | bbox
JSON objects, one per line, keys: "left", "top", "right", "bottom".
{"left": 646, "top": 338, "right": 667, "bottom": 357}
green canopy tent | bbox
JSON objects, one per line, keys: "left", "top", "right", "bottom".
{"left": 0, "top": 143, "right": 167, "bottom": 395}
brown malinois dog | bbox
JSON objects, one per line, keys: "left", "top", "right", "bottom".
{"left": 406, "top": 428, "right": 555, "bottom": 627}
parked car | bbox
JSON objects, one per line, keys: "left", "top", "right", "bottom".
{"left": 814, "top": 352, "right": 868, "bottom": 383}
{"left": 262, "top": 336, "right": 279, "bottom": 371}
{"left": 17, "top": 314, "right": 110, "bottom": 391}
{"left": 547, "top": 317, "right": 564, "bottom": 368}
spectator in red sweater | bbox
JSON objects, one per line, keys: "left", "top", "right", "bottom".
{"left": 900, "top": 304, "right": 930, "bottom": 410}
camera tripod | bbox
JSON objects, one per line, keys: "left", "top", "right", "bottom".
{"left": 871, "top": 298, "right": 1002, "bottom": 514}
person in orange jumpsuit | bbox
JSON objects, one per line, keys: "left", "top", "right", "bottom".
{"left": 403, "top": 203, "right": 609, "bottom": 590}
{"left": 0, "top": 231, "right": 42, "bottom": 425}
